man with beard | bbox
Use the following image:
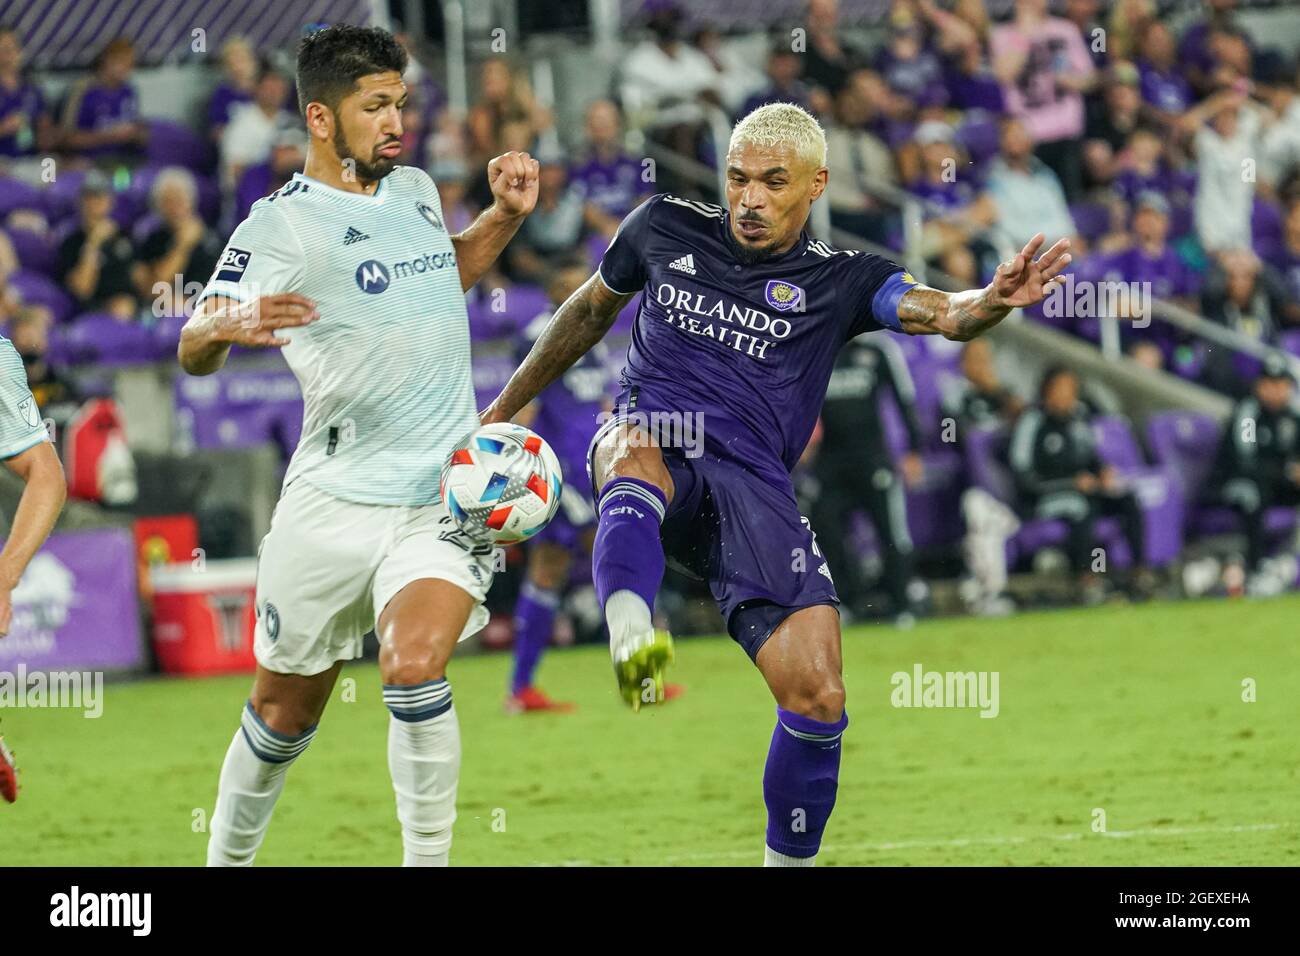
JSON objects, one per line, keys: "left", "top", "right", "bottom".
{"left": 180, "top": 24, "right": 538, "bottom": 867}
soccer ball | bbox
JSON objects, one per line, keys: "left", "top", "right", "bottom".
{"left": 440, "top": 422, "right": 563, "bottom": 546}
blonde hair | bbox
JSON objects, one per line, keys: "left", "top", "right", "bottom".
{"left": 730, "top": 102, "right": 827, "bottom": 169}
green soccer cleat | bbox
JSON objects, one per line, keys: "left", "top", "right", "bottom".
{"left": 612, "top": 628, "right": 675, "bottom": 712}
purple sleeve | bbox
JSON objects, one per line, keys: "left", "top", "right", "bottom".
{"left": 598, "top": 193, "right": 659, "bottom": 294}
{"left": 845, "top": 254, "right": 916, "bottom": 337}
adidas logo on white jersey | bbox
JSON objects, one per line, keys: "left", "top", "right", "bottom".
{"left": 343, "top": 226, "right": 370, "bottom": 245}
{"left": 667, "top": 254, "right": 696, "bottom": 275}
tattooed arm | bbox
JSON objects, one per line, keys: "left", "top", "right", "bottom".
{"left": 897, "top": 233, "right": 1071, "bottom": 341}
{"left": 481, "top": 274, "right": 633, "bottom": 424}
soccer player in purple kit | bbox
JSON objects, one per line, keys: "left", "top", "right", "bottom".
{"left": 483, "top": 102, "right": 1071, "bottom": 866}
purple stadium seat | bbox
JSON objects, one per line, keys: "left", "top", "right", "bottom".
{"left": 8, "top": 270, "right": 74, "bottom": 324}
{"left": 43, "top": 168, "right": 88, "bottom": 225}
{"left": 1092, "top": 415, "right": 1143, "bottom": 470}
{"left": 145, "top": 119, "right": 215, "bottom": 173}
{"left": 61, "top": 312, "right": 160, "bottom": 365}
{"left": 1092, "top": 414, "right": 1184, "bottom": 565}
{"left": 0, "top": 176, "right": 45, "bottom": 218}
{"left": 4, "top": 226, "right": 56, "bottom": 276}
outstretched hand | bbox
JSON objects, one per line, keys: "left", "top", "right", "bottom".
{"left": 988, "top": 234, "right": 1072, "bottom": 310}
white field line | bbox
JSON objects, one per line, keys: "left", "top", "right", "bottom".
{"left": 537, "top": 822, "right": 1289, "bottom": 867}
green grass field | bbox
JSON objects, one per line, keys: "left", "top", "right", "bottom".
{"left": 3, "top": 597, "right": 1297, "bottom": 866}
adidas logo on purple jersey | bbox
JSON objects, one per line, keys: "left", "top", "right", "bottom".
{"left": 667, "top": 254, "right": 696, "bottom": 275}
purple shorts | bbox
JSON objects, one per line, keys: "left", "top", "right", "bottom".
{"left": 588, "top": 416, "right": 839, "bottom": 660}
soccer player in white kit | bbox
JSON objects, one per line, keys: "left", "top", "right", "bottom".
{"left": 180, "top": 25, "right": 539, "bottom": 866}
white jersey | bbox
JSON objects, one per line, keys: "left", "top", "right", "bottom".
{"left": 198, "top": 167, "right": 477, "bottom": 506}
{"left": 0, "top": 337, "right": 46, "bottom": 460}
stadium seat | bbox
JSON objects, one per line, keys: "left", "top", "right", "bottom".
{"left": 0, "top": 176, "right": 46, "bottom": 218}
{"left": 9, "top": 270, "right": 74, "bottom": 324}
{"left": 1091, "top": 414, "right": 1184, "bottom": 566}
{"left": 145, "top": 119, "right": 216, "bottom": 173}
{"left": 42, "top": 167, "right": 88, "bottom": 224}
{"left": 4, "top": 225, "right": 56, "bottom": 276}
{"left": 61, "top": 312, "right": 161, "bottom": 365}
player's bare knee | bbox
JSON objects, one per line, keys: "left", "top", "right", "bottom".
{"left": 783, "top": 675, "right": 846, "bottom": 724}
{"left": 248, "top": 694, "right": 319, "bottom": 737}
{"left": 597, "top": 428, "right": 674, "bottom": 503}
{"left": 379, "top": 636, "right": 450, "bottom": 686}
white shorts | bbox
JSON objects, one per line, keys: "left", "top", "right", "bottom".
{"left": 253, "top": 479, "right": 495, "bottom": 676}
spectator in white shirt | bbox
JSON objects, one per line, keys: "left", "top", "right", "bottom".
{"left": 985, "top": 116, "right": 1080, "bottom": 251}
{"left": 1180, "top": 82, "right": 1262, "bottom": 255}
{"left": 220, "top": 66, "right": 295, "bottom": 189}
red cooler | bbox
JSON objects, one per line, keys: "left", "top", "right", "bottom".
{"left": 151, "top": 559, "right": 259, "bottom": 674}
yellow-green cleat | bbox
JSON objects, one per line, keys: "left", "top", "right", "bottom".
{"left": 612, "top": 628, "right": 675, "bottom": 712}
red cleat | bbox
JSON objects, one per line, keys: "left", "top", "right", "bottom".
{"left": 663, "top": 683, "right": 685, "bottom": 702}
{"left": 0, "top": 736, "right": 17, "bottom": 804}
{"left": 505, "top": 686, "right": 576, "bottom": 714}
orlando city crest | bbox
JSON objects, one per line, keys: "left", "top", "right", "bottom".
{"left": 764, "top": 279, "right": 805, "bottom": 313}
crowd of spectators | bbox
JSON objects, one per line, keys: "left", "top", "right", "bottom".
{"left": 2, "top": 4, "right": 1300, "bottom": 610}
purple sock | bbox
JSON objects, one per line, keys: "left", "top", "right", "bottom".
{"left": 511, "top": 581, "right": 560, "bottom": 694}
{"left": 763, "top": 707, "right": 848, "bottom": 858}
{"left": 592, "top": 477, "right": 667, "bottom": 612}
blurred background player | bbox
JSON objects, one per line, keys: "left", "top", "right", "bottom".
{"left": 810, "top": 333, "right": 924, "bottom": 626}
{"left": 505, "top": 254, "right": 607, "bottom": 714}
{"left": 1205, "top": 358, "right": 1300, "bottom": 594}
{"left": 484, "top": 102, "right": 1072, "bottom": 866}
{"left": 1009, "top": 365, "right": 1153, "bottom": 602}
{"left": 180, "top": 24, "right": 538, "bottom": 867}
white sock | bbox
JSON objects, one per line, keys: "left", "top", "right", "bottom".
{"left": 606, "top": 589, "right": 653, "bottom": 661}
{"left": 385, "top": 680, "right": 459, "bottom": 867}
{"left": 765, "top": 845, "right": 816, "bottom": 867}
{"left": 207, "top": 703, "right": 315, "bottom": 867}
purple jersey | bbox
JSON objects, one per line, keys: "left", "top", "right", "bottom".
{"left": 68, "top": 82, "right": 139, "bottom": 156}
{"left": 519, "top": 311, "right": 613, "bottom": 471}
{"left": 208, "top": 84, "right": 252, "bottom": 129}
{"left": 1276, "top": 250, "right": 1300, "bottom": 303}
{"left": 1101, "top": 244, "right": 1199, "bottom": 301}
{"left": 910, "top": 177, "right": 976, "bottom": 215}
{"left": 1138, "top": 63, "right": 1193, "bottom": 116}
{"left": 598, "top": 193, "right": 912, "bottom": 482}
{"left": 569, "top": 152, "right": 650, "bottom": 219}
{"left": 0, "top": 79, "right": 44, "bottom": 157}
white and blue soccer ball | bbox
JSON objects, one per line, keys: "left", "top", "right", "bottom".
{"left": 440, "top": 422, "right": 563, "bottom": 546}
